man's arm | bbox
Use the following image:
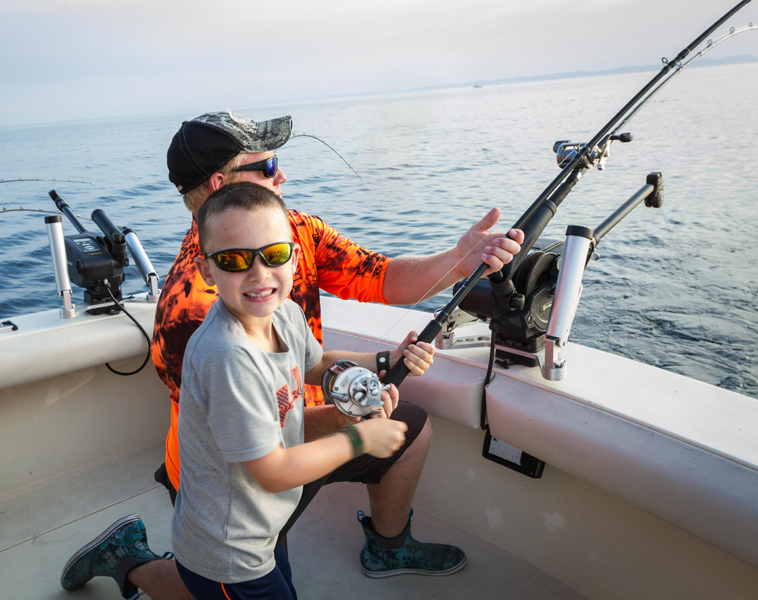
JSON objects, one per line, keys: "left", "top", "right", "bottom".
{"left": 303, "top": 405, "right": 351, "bottom": 442}
{"left": 382, "top": 207, "right": 524, "bottom": 305}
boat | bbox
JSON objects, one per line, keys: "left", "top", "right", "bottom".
{"left": 3, "top": 6, "right": 758, "bottom": 599}
{"left": 2, "top": 273, "right": 758, "bottom": 599}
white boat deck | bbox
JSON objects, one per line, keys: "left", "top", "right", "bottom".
{"left": 0, "top": 443, "right": 579, "bottom": 600}
{"left": 4, "top": 298, "right": 758, "bottom": 599}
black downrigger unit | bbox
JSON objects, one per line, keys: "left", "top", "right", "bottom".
{"left": 45, "top": 190, "right": 159, "bottom": 318}
{"left": 449, "top": 172, "right": 664, "bottom": 370}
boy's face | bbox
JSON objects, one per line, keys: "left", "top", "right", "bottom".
{"left": 194, "top": 207, "right": 299, "bottom": 330}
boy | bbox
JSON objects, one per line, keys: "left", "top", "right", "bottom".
{"left": 172, "top": 181, "right": 435, "bottom": 599}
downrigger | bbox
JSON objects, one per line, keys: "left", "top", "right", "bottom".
{"left": 45, "top": 190, "right": 159, "bottom": 318}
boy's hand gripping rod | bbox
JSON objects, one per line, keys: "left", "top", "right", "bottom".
{"left": 382, "top": 0, "right": 753, "bottom": 389}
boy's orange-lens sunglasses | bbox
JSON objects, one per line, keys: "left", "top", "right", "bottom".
{"left": 205, "top": 242, "right": 295, "bottom": 271}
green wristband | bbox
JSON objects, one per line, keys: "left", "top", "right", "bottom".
{"left": 376, "top": 350, "right": 391, "bottom": 373}
{"left": 342, "top": 424, "right": 365, "bottom": 458}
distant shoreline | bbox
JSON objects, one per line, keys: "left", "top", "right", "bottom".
{"left": 2, "top": 55, "right": 755, "bottom": 129}
{"left": 260, "top": 54, "right": 758, "bottom": 109}
{"left": 401, "top": 54, "right": 758, "bottom": 94}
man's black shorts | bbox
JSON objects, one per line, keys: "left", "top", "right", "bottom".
{"left": 154, "top": 401, "right": 428, "bottom": 540}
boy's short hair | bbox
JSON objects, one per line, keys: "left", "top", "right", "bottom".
{"left": 196, "top": 182, "right": 289, "bottom": 254}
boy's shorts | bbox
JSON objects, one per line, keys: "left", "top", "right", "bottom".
{"left": 155, "top": 401, "right": 428, "bottom": 537}
{"left": 176, "top": 543, "right": 296, "bottom": 600}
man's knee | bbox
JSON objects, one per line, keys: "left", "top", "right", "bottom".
{"left": 410, "top": 416, "right": 432, "bottom": 453}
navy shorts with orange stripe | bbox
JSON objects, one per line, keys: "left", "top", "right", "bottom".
{"left": 176, "top": 543, "right": 296, "bottom": 600}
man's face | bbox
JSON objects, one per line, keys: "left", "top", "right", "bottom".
{"left": 194, "top": 206, "right": 299, "bottom": 331}
{"left": 227, "top": 151, "right": 288, "bottom": 197}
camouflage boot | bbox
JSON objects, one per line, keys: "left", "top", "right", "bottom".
{"left": 357, "top": 510, "right": 466, "bottom": 578}
{"left": 60, "top": 514, "right": 173, "bottom": 600}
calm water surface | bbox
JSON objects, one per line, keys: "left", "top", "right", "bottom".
{"left": 2, "top": 64, "right": 757, "bottom": 398}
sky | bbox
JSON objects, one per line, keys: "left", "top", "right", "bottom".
{"left": 1, "top": 0, "right": 756, "bottom": 126}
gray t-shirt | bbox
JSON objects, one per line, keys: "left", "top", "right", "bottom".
{"left": 171, "top": 298, "right": 322, "bottom": 583}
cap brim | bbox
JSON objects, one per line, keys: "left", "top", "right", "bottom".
{"left": 233, "top": 115, "right": 292, "bottom": 153}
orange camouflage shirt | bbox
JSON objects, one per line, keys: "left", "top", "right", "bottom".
{"left": 151, "top": 209, "right": 391, "bottom": 489}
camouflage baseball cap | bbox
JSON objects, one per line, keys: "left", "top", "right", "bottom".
{"left": 167, "top": 111, "right": 292, "bottom": 194}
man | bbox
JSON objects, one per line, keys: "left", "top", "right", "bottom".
{"left": 60, "top": 111, "right": 524, "bottom": 600}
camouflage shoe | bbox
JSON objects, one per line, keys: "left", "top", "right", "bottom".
{"left": 60, "top": 514, "right": 172, "bottom": 600}
{"left": 357, "top": 510, "right": 466, "bottom": 578}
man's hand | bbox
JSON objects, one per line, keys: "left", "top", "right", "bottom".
{"left": 332, "top": 408, "right": 361, "bottom": 429}
{"left": 453, "top": 207, "right": 524, "bottom": 278}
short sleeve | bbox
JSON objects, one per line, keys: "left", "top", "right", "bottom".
{"left": 302, "top": 213, "right": 391, "bottom": 304}
{"left": 202, "top": 345, "right": 282, "bottom": 463}
{"left": 301, "top": 310, "right": 323, "bottom": 373}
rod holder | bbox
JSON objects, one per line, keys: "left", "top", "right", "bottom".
{"left": 45, "top": 215, "right": 76, "bottom": 319}
{"left": 124, "top": 230, "right": 160, "bottom": 302}
{"left": 542, "top": 226, "right": 593, "bottom": 381}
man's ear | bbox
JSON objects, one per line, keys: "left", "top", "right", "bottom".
{"left": 207, "top": 172, "right": 227, "bottom": 193}
{"left": 291, "top": 244, "right": 301, "bottom": 274}
{"left": 194, "top": 255, "right": 216, "bottom": 287}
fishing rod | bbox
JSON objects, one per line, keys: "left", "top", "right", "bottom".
{"left": 381, "top": 0, "right": 754, "bottom": 388}
{"left": 0, "top": 178, "right": 93, "bottom": 185}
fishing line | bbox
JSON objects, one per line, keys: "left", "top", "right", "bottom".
{"left": 290, "top": 133, "right": 363, "bottom": 181}
{"left": 609, "top": 23, "right": 756, "bottom": 138}
{"left": 289, "top": 131, "right": 501, "bottom": 353}
{"left": 360, "top": 233, "right": 495, "bottom": 357}
{"left": 0, "top": 207, "right": 91, "bottom": 220}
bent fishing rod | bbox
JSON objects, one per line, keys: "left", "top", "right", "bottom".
{"left": 382, "top": 0, "right": 754, "bottom": 388}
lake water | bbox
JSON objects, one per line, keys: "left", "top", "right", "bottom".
{"left": 1, "top": 63, "right": 757, "bottom": 398}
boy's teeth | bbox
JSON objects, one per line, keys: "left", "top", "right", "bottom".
{"left": 246, "top": 289, "right": 274, "bottom": 298}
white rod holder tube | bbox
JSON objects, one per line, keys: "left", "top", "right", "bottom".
{"left": 45, "top": 215, "right": 76, "bottom": 319}
{"left": 542, "top": 225, "right": 593, "bottom": 380}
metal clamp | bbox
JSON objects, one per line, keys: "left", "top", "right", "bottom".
{"left": 435, "top": 331, "right": 491, "bottom": 350}
{"left": 0, "top": 320, "right": 18, "bottom": 334}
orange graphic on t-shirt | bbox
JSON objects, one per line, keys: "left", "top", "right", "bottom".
{"left": 276, "top": 384, "right": 292, "bottom": 427}
{"left": 278, "top": 366, "right": 304, "bottom": 427}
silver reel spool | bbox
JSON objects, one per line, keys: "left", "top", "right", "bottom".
{"left": 321, "top": 360, "right": 389, "bottom": 417}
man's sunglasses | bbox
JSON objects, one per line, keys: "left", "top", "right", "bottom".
{"left": 230, "top": 155, "right": 279, "bottom": 178}
{"left": 205, "top": 242, "right": 295, "bottom": 272}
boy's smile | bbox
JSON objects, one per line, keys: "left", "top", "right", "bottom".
{"left": 194, "top": 206, "right": 299, "bottom": 334}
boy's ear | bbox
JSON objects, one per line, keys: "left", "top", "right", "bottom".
{"left": 194, "top": 255, "right": 216, "bottom": 287}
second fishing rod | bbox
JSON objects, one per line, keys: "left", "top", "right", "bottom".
{"left": 382, "top": 0, "right": 754, "bottom": 388}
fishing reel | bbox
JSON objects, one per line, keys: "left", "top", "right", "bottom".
{"left": 553, "top": 132, "right": 633, "bottom": 170}
{"left": 321, "top": 360, "right": 389, "bottom": 417}
{"left": 454, "top": 239, "right": 566, "bottom": 366}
